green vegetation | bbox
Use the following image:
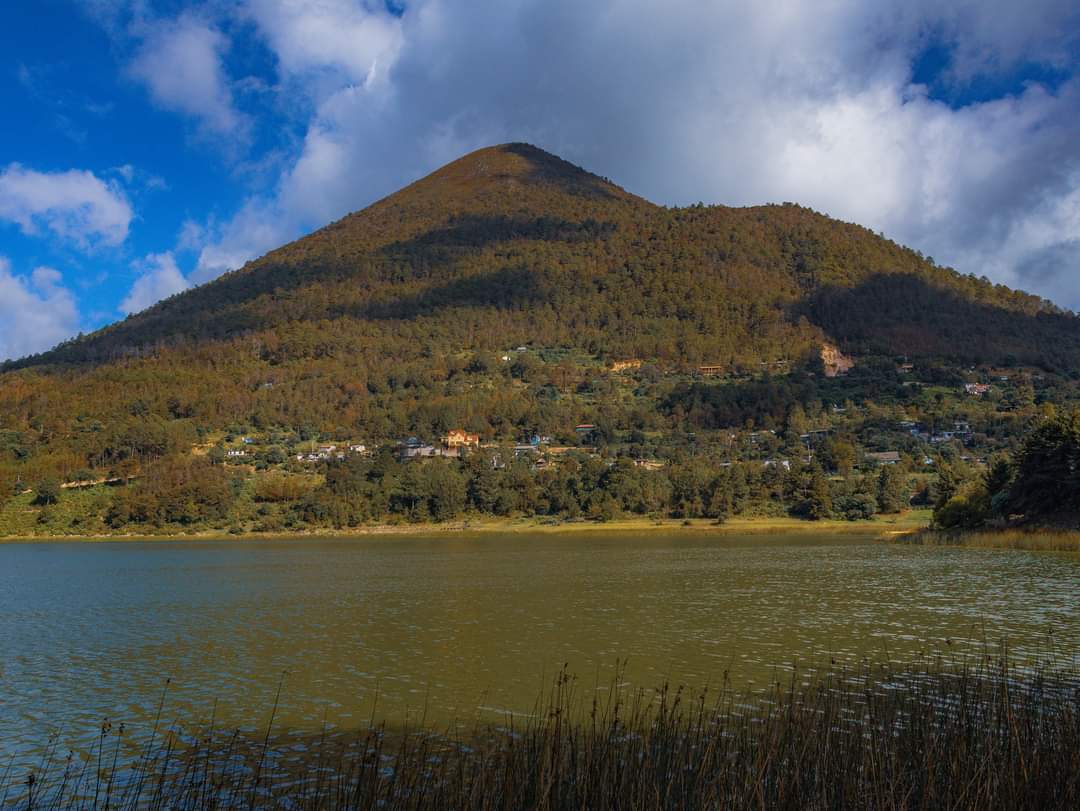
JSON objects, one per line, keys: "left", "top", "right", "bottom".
{"left": 9, "top": 656, "right": 1078, "bottom": 809}
{"left": 932, "top": 407, "right": 1080, "bottom": 532}
{"left": 1, "top": 144, "right": 1079, "bottom": 537}
{"left": 0, "top": 450, "right": 927, "bottom": 537}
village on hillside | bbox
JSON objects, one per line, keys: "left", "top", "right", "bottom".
{"left": 205, "top": 344, "right": 1046, "bottom": 480}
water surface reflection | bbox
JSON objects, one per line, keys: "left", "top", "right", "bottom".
{"left": 1, "top": 533, "right": 1076, "bottom": 760}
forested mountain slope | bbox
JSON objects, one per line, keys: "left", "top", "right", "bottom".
{"left": 1, "top": 143, "right": 1078, "bottom": 507}
{"left": 10, "top": 142, "right": 1076, "bottom": 372}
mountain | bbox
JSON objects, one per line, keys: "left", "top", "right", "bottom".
{"left": 1, "top": 143, "right": 1079, "bottom": 513}
{"left": 11, "top": 142, "right": 1078, "bottom": 372}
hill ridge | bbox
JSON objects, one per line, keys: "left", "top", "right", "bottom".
{"left": 3, "top": 142, "right": 1077, "bottom": 373}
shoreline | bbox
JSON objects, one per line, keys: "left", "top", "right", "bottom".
{"left": 0, "top": 512, "right": 931, "bottom": 543}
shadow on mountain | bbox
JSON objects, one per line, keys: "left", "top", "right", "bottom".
{"left": 503, "top": 142, "right": 630, "bottom": 201}
{"left": 798, "top": 273, "right": 1080, "bottom": 371}
{"left": 4, "top": 215, "right": 605, "bottom": 369}
{"left": 379, "top": 213, "right": 616, "bottom": 265}
{"left": 339, "top": 266, "right": 546, "bottom": 321}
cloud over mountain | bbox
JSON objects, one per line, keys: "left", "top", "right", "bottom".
{"left": 1, "top": 0, "right": 1076, "bottom": 361}
{"left": 121, "top": 251, "right": 191, "bottom": 314}
{"left": 177, "top": 0, "right": 1080, "bottom": 309}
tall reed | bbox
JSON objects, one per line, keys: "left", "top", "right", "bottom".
{"left": 5, "top": 654, "right": 1078, "bottom": 810}
{"left": 900, "top": 528, "right": 1080, "bottom": 552}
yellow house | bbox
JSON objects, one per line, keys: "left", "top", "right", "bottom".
{"left": 444, "top": 429, "right": 480, "bottom": 449}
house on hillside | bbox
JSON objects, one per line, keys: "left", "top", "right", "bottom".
{"left": 762, "top": 459, "right": 791, "bottom": 471}
{"left": 964, "top": 383, "right": 991, "bottom": 396}
{"left": 698, "top": 365, "right": 724, "bottom": 377}
{"left": 226, "top": 449, "right": 247, "bottom": 458}
{"left": 444, "top": 429, "right": 480, "bottom": 449}
{"left": 865, "top": 451, "right": 901, "bottom": 465}
{"left": 401, "top": 444, "right": 440, "bottom": 459}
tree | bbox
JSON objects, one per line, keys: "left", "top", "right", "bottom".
{"left": 983, "top": 457, "right": 1014, "bottom": 517}
{"left": 33, "top": 478, "right": 61, "bottom": 506}
{"left": 421, "top": 461, "right": 467, "bottom": 522}
{"left": 932, "top": 462, "right": 963, "bottom": 511}
{"left": 706, "top": 481, "right": 730, "bottom": 523}
{"left": 465, "top": 451, "right": 501, "bottom": 513}
{"left": 794, "top": 465, "right": 831, "bottom": 520}
{"left": 785, "top": 403, "right": 808, "bottom": 439}
{"left": 821, "top": 437, "right": 856, "bottom": 478}
{"left": 876, "top": 465, "right": 908, "bottom": 513}
{"left": 1006, "top": 409, "right": 1080, "bottom": 520}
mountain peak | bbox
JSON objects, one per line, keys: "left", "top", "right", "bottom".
{"left": 432, "top": 143, "right": 602, "bottom": 187}
{"left": 380, "top": 143, "right": 642, "bottom": 211}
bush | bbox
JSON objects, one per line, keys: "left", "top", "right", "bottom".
{"left": 835, "top": 492, "right": 877, "bottom": 521}
{"left": 933, "top": 481, "right": 991, "bottom": 530}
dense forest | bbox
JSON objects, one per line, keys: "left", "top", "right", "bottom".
{"left": 1, "top": 144, "right": 1078, "bottom": 535}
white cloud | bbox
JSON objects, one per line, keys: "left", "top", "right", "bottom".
{"left": 127, "top": 13, "right": 247, "bottom": 137}
{"left": 192, "top": 198, "right": 295, "bottom": 282}
{"left": 121, "top": 252, "right": 191, "bottom": 314}
{"left": 0, "top": 164, "right": 133, "bottom": 249}
{"left": 243, "top": 0, "right": 404, "bottom": 87}
{"left": 0, "top": 258, "right": 82, "bottom": 361}
{"left": 176, "top": 218, "right": 206, "bottom": 252}
{"left": 177, "top": 0, "right": 1080, "bottom": 308}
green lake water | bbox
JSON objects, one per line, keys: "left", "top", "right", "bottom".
{"left": 1, "top": 532, "right": 1077, "bottom": 762}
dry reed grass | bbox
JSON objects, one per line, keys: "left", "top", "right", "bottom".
{"left": 901, "top": 528, "right": 1080, "bottom": 552}
{"left": 4, "top": 654, "right": 1078, "bottom": 810}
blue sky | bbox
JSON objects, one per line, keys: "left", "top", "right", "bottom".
{"left": 1, "top": 0, "right": 1079, "bottom": 361}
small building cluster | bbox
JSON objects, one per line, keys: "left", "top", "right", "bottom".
{"left": 898, "top": 420, "right": 974, "bottom": 445}
{"left": 295, "top": 443, "right": 368, "bottom": 463}
{"left": 864, "top": 451, "right": 901, "bottom": 465}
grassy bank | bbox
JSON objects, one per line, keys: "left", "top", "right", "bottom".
{"left": 6, "top": 655, "right": 1078, "bottom": 809}
{"left": 0, "top": 507, "right": 932, "bottom": 543}
{"left": 898, "top": 527, "right": 1080, "bottom": 552}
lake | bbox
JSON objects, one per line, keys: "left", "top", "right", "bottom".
{"left": 1, "top": 532, "right": 1077, "bottom": 764}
